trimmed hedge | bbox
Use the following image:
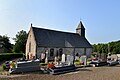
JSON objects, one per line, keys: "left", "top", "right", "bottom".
{"left": 0, "top": 53, "right": 23, "bottom": 61}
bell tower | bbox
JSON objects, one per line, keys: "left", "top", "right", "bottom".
{"left": 76, "top": 21, "right": 85, "bottom": 37}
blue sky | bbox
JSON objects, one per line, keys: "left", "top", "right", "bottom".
{"left": 0, "top": 0, "right": 120, "bottom": 44}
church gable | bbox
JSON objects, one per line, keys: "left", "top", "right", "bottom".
{"left": 26, "top": 25, "right": 37, "bottom": 59}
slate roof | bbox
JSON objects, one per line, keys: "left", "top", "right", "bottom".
{"left": 32, "top": 27, "right": 92, "bottom": 48}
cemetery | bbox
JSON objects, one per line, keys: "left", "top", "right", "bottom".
{"left": 7, "top": 53, "right": 77, "bottom": 74}
{"left": 1, "top": 52, "right": 120, "bottom": 75}
{"left": 0, "top": 51, "right": 90, "bottom": 74}
{"left": 1, "top": 51, "right": 120, "bottom": 80}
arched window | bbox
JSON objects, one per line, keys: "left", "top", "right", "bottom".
{"left": 50, "top": 48, "right": 54, "bottom": 57}
{"left": 76, "top": 53, "right": 79, "bottom": 56}
{"left": 58, "top": 48, "right": 63, "bottom": 61}
{"left": 59, "top": 48, "right": 63, "bottom": 57}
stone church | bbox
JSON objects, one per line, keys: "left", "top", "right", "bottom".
{"left": 25, "top": 21, "right": 92, "bottom": 60}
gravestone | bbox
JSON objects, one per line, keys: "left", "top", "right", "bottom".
{"left": 117, "top": 54, "right": 120, "bottom": 60}
{"left": 80, "top": 55, "right": 87, "bottom": 66}
{"left": 61, "top": 54, "right": 66, "bottom": 63}
{"left": 45, "top": 50, "right": 48, "bottom": 63}
{"left": 66, "top": 55, "right": 74, "bottom": 65}
{"left": 41, "top": 53, "right": 45, "bottom": 62}
{"left": 54, "top": 56, "right": 57, "bottom": 63}
{"left": 107, "top": 54, "right": 118, "bottom": 61}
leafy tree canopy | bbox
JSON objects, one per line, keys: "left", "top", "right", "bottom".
{"left": 13, "top": 30, "right": 27, "bottom": 53}
{"left": 92, "top": 40, "right": 120, "bottom": 54}
{"left": 0, "top": 35, "right": 12, "bottom": 52}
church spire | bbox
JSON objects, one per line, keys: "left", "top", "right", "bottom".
{"left": 76, "top": 21, "right": 85, "bottom": 37}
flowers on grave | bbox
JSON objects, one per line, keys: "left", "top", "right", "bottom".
{"left": 112, "top": 58, "right": 115, "bottom": 61}
{"left": 10, "top": 61, "right": 16, "bottom": 69}
{"left": 80, "top": 62, "right": 84, "bottom": 65}
{"left": 92, "top": 58, "right": 98, "bottom": 60}
{"left": 47, "top": 62, "right": 55, "bottom": 69}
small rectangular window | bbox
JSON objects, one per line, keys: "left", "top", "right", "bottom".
{"left": 29, "top": 42, "right": 31, "bottom": 52}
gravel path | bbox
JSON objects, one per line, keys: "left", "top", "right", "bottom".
{"left": 1, "top": 65, "right": 120, "bottom": 80}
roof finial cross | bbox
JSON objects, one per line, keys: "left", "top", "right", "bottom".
{"left": 31, "top": 23, "right": 33, "bottom": 27}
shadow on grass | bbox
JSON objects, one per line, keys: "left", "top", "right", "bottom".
{"left": 9, "top": 70, "right": 47, "bottom": 75}
{"left": 52, "top": 69, "right": 92, "bottom": 75}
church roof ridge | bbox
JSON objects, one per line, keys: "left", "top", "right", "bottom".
{"left": 31, "top": 26, "right": 76, "bottom": 35}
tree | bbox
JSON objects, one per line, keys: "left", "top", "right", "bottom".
{"left": 92, "top": 40, "right": 120, "bottom": 54}
{"left": 0, "top": 35, "right": 12, "bottom": 52}
{"left": 13, "top": 30, "right": 27, "bottom": 53}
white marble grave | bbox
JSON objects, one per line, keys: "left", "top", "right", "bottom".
{"left": 66, "top": 55, "right": 74, "bottom": 65}
{"left": 45, "top": 50, "right": 48, "bottom": 63}
{"left": 62, "top": 54, "right": 66, "bottom": 63}
{"left": 80, "top": 55, "right": 87, "bottom": 66}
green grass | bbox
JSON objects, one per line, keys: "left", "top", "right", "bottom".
{"left": 0, "top": 66, "right": 3, "bottom": 71}
{"left": 74, "top": 58, "right": 92, "bottom": 65}
{"left": 74, "top": 58, "right": 80, "bottom": 65}
{"left": 74, "top": 61, "right": 80, "bottom": 65}
{"left": 0, "top": 53, "right": 23, "bottom": 75}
